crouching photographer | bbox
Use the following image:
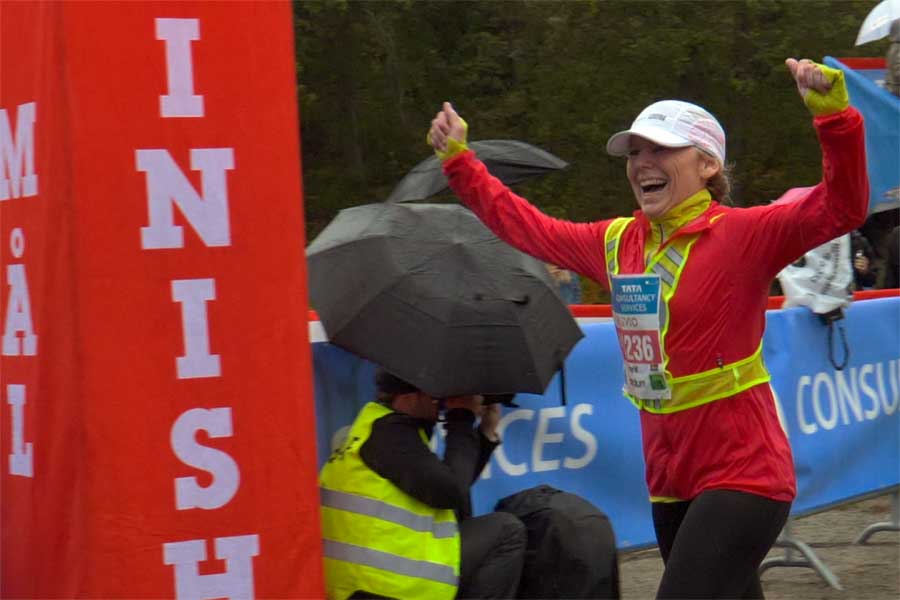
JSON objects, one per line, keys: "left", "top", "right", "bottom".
{"left": 319, "top": 369, "right": 526, "bottom": 600}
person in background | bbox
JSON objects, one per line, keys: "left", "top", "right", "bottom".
{"left": 861, "top": 208, "right": 900, "bottom": 288}
{"left": 319, "top": 369, "right": 525, "bottom": 600}
{"left": 851, "top": 229, "right": 878, "bottom": 290}
{"left": 887, "top": 19, "right": 900, "bottom": 97}
{"left": 427, "top": 57, "right": 867, "bottom": 598}
{"left": 882, "top": 225, "right": 900, "bottom": 288}
{"left": 546, "top": 262, "right": 583, "bottom": 304}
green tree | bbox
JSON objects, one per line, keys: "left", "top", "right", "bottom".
{"left": 295, "top": 0, "right": 882, "bottom": 243}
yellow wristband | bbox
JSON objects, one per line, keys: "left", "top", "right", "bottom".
{"left": 804, "top": 63, "right": 849, "bottom": 117}
{"left": 435, "top": 136, "right": 469, "bottom": 161}
{"left": 426, "top": 117, "right": 469, "bottom": 161}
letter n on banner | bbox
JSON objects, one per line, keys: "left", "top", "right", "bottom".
{"left": 1, "top": 2, "right": 323, "bottom": 598}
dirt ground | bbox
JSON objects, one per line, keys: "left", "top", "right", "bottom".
{"left": 619, "top": 495, "right": 899, "bottom": 600}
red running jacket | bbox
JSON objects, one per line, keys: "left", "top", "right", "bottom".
{"left": 443, "top": 108, "right": 868, "bottom": 502}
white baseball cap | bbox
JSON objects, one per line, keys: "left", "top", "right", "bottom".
{"left": 606, "top": 100, "right": 726, "bottom": 164}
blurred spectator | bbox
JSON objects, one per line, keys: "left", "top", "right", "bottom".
{"left": 888, "top": 19, "right": 900, "bottom": 97}
{"left": 882, "top": 225, "right": 900, "bottom": 288}
{"left": 879, "top": 20, "right": 899, "bottom": 285}
{"left": 546, "top": 263, "right": 582, "bottom": 304}
{"left": 860, "top": 208, "right": 900, "bottom": 287}
{"left": 851, "top": 230, "right": 877, "bottom": 289}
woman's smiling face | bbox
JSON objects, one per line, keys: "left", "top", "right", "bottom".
{"left": 626, "top": 137, "right": 717, "bottom": 220}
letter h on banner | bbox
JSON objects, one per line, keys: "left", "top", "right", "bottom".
{"left": 163, "top": 535, "right": 260, "bottom": 600}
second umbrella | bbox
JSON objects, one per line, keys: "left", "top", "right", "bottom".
{"left": 386, "top": 139, "right": 568, "bottom": 203}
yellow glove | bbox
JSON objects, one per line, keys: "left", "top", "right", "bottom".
{"left": 803, "top": 63, "right": 849, "bottom": 117}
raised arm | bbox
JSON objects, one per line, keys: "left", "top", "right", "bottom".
{"left": 428, "top": 102, "right": 611, "bottom": 286}
{"left": 729, "top": 59, "right": 868, "bottom": 280}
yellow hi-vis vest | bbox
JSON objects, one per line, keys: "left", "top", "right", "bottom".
{"left": 604, "top": 217, "right": 771, "bottom": 414}
{"left": 319, "top": 402, "right": 460, "bottom": 600}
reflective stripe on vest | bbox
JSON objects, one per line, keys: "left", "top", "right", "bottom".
{"left": 604, "top": 219, "right": 771, "bottom": 414}
{"left": 319, "top": 402, "right": 459, "bottom": 600}
{"left": 323, "top": 539, "right": 458, "bottom": 586}
{"left": 604, "top": 217, "right": 632, "bottom": 284}
{"left": 320, "top": 488, "right": 458, "bottom": 539}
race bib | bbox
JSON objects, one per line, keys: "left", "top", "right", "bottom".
{"left": 610, "top": 274, "right": 670, "bottom": 400}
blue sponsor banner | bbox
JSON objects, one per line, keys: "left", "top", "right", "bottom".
{"left": 312, "top": 342, "right": 377, "bottom": 465}
{"left": 764, "top": 297, "right": 900, "bottom": 512}
{"left": 312, "top": 297, "right": 900, "bottom": 549}
{"left": 825, "top": 56, "right": 900, "bottom": 214}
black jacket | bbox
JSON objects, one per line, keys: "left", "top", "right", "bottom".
{"left": 359, "top": 406, "right": 497, "bottom": 520}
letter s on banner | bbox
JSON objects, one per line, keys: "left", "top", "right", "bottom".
{"left": 171, "top": 408, "right": 239, "bottom": 510}
{"left": 564, "top": 404, "right": 597, "bottom": 469}
{"left": 533, "top": 406, "right": 566, "bottom": 473}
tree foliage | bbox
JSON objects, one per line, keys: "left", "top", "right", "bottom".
{"left": 295, "top": 0, "right": 883, "bottom": 243}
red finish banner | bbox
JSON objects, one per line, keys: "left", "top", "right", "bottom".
{"left": 1, "top": 2, "right": 323, "bottom": 597}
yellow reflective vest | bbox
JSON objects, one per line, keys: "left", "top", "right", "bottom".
{"left": 605, "top": 217, "right": 770, "bottom": 414}
{"left": 319, "top": 402, "right": 460, "bottom": 600}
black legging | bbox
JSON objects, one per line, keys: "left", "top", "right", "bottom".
{"left": 652, "top": 489, "right": 790, "bottom": 599}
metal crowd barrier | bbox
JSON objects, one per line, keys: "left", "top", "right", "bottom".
{"left": 759, "top": 487, "right": 900, "bottom": 590}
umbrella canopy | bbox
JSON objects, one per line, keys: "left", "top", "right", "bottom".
{"left": 306, "top": 202, "right": 583, "bottom": 398}
{"left": 856, "top": 0, "right": 900, "bottom": 45}
{"left": 386, "top": 139, "right": 568, "bottom": 203}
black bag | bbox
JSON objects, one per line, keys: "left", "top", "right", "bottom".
{"left": 495, "top": 484, "right": 620, "bottom": 599}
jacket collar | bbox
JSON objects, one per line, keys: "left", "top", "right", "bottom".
{"left": 632, "top": 189, "right": 722, "bottom": 246}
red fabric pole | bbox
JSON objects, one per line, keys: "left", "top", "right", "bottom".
{"left": 2, "top": 2, "right": 323, "bottom": 597}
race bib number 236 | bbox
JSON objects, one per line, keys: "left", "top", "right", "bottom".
{"left": 610, "top": 274, "right": 670, "bottom": 399}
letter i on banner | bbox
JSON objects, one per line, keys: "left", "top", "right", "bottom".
{"left": 156, "top": 18, "right": 203, "bottom": 118}
{"left": 171, "top": 279, "right": 220, "bottom": 379}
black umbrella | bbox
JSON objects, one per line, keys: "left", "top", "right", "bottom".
{"left": 386, "top": 139, "right": 569, "bottom": 203}
{"left": 306, "top": 202, "right": 583, "bottom": 398}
